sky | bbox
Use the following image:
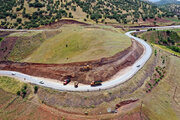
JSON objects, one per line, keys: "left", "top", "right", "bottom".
{"left": 149, "top": 0, "right": 180, "bottom": 2}
{"left": 148, "top": 0, "right": 160, "bottom": 2}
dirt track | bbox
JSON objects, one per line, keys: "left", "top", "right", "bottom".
{"left": 0, "top": 39, "right": 144, "bottom": 84}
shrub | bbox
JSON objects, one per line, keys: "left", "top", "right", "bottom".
{"left": 17, "top": 91, "right": 21, "bottom": 96}
{"left": 16, "top": 18, "right": 22, "bottom": 24}
{"left": 154, "top": 49, "right": 157, "bottom": 56}
{"left": 23, "top": 84, "right": 27, "bottom": 90}
{"left": 0, "top": 37, "right": 3, "bottom": 42}
{"left": 17, "top": 25, "right": 22, "bottom": 29}
{"left": 21, "top": 89, "right": 27, "bottom": 98}
{"left": 84, "top": 111, "right": 88, "bottom": 115}
{"left": 34, "top": 86, "right": 38, "bottom": 93}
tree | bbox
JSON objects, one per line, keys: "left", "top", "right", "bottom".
{"left": 17, "top": 91, "right": 20, "bottom": 96}
{"left": 17, "top": 26, "right": 22, "bottom": 29}
{"left": 16, "top": 18, "right": 22, "bottom": 24}
{"left": 21, "top": 89, "right": 27, "bottom": 98}
{"left": 34, "top": 86, "right": 38, "bottom": 93}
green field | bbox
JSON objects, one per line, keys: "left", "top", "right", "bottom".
{"left": 23, "top": 25, "right": 131, "bottom": 63}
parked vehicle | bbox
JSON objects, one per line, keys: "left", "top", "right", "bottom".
{"left": 91, "top": 80, "right": 102, "bottom": 86}
{"left": 63, "top": 78, "right": 71, "bottom": 85}
{"left": 39, "top": 81, "right": 44, "bottom": 84}
{"left": 74, "top": 81, "right": 79, "bottom": 88}
{"left": 11, "top": 72, "right": 16, "bottom": 75}
{"left": 137, "top": 65, "right": 140, "bottom": 67}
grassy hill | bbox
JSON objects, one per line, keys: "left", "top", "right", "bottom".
{"left": 138, "top": 29, "right": 180, "bottom": 54}
{"left": 23, "top": 25, "right": 131, "bottom": 63}
{"left": 0, "top": 0, "right": 168, "bottom": 29}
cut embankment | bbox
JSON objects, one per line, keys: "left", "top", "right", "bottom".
{"left": 0, "top": 40, "right": 144, "bottom": 84}
{"left": 0, "top": 30, "right": 61, "bottom": 62}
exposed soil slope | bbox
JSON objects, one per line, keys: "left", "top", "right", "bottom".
{"left": 36, "top": 19, "right": 89, "bottom": 29}
{"left": 0, "top": 40, "right": 143, "bottom": 84}
{"left": 0, "top": 30, "right": 61, "bottom": 62}
{"left": 0, "top": 37, "right": 18, "bottom": 61}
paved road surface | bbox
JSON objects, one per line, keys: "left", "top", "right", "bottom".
{"left": 0, "top": 25, "right": 179, "bottom": 91}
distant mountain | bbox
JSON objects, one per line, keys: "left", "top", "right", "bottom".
{"left": 155, "top": 0, "right": 180, "bottom": 5}
{"left": 160, "top": 4, "right": 180, "bottom": 18}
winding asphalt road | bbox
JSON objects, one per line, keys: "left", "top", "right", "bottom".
{"left": 0, "top": 25, "right": 179, "bottom": 91}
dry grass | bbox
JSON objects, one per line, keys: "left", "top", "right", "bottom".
{"left": 0, "top": 76, "right": 24, "bottom": 94}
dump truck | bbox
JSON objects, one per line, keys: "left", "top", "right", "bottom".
{"left": 63, "top": 78, "right": 71, "bottom": 85}
{"left": 74, "top": 81, "right": 79, "bottom": 88}
{"left": 91, "top": 80, "right": 102, "bottom": 86}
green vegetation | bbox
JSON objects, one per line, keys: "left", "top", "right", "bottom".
{"left": 0, "top": 37, "right": 3, "bottom": 42}
{"left": 34, "top": 86, "right": 38, "bottom": 93}
{"left": 159, "top": 4, "right": 180, "bottom": 20}
{"left": 0, "top": 0, "right": 167, "bottom": 28}
{"left": 0, "top": 76, "right": 24, "bottom": 94}
{"left": 154, "top": 49, "right": 157, "bottom": 56}
{"left": 140, "top": 30, "right": 180, "bottom": 53}
{"left": 23, "top": 25, "right": 131, "bottom": 63}
{"left": 165, "top": 17, "right": 180, "bottom": 22}
{"left": 168, "top": 46, "right": 180, "bottom": 53}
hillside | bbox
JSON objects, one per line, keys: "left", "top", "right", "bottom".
{"left": 22, "top": 25, "right": 131, "bottom": 63}
{"left": 160, "top": 4, "right": 180, "bottom": 20}
{"left": 0, "top": 0, "right": 167, "bottom": 29}
{"left": 0, "top": 24, "right": 131, "bottom": 63}
{"left": 138, "top": 29, "right": 180, "bottom": 54}
{"left": 155, "top": 0, "right": 180, "bottom": 5}
{"left": 0, "top": 44, "right": 180, "bottom": 119}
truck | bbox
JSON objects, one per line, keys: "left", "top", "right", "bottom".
{"left": 91, "top": 80, "right": 102, "bottom": 86}
{"left": 63, "top": 78, "right": 71, "bottom": 85}
{"left": 74, "top": 81, "right": 79, "bottom": 88}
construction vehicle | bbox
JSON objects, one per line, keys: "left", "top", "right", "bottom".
{"left": 80, "top": 65, "right": 92, "bottom": 72}
{"left": 63, "top": 78, "right": 71, "bottom": 85}
{"left": 74, "top": 81, "right": 79, "bottom": 88}
{"left": 91, "top": 80, "right": 102, "bottom": 86}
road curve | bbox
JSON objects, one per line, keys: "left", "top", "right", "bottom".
{"left": 0, "top": 29, "right": 153, "bottom": 91}
{"left": 1, "top": 25, "right": 179, "bottom": 91}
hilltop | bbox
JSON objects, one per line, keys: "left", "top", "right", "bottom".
{"left": 0, "top": 0, "right": 169, "bottom": 29}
